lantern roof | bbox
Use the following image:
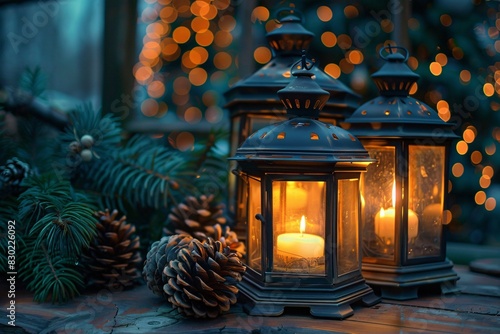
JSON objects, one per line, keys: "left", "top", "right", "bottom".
{"left": 343, "top": 46, "right": 458, "bottom": 139}
{"left": 231, "top": 117, "right": 373, "bottom": 164}
{"left": 224, "top": 8, "right": 360, "bottom": 114}
{"left": 232, "top": 54, "right": 373, "bottom": 165}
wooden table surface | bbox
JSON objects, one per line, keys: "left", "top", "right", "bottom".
{"left": 1, "top": 265, "right": 499, "bottom": 333}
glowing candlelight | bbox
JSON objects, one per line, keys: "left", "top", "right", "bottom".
{"left": 374, "top": 182, "right": 419, "bottom": 243}
{"left": 277, "top": 216, "right": 325, "bottom": 259}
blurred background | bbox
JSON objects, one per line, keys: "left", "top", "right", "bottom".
{"left": 0, "top": 0, "right": 499, "bottom": 247}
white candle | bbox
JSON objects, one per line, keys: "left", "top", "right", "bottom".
{"left": 277, "top": 216, "right": 325, "bottom": 259}
{"left": 374, "top": 207, "right": 419, "bottom": 242}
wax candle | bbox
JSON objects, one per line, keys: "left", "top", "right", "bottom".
{"left": 277, "top": 216, "right": 325, "bottom": 259}
{"left": 374, "top": 208, "right": 419, "bottom": 242}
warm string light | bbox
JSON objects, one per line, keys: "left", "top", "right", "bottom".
{"left": 134, "top": 0, "right": 237, "bottom": 138}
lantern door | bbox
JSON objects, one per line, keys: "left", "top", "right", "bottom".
{"left": 361, "top": 144, "right": 399, "bottom": 265}
{"left": 337, "top": 177, "right": 361, "bottom": 278}
{"left": 268, "top": 176, "right": 329, "bottom": 281}
{"left": 406, "top": 143, "right": 447, "bottom": 263}
{"left": 247, "top": 175, "right": 263, "bottom": 275}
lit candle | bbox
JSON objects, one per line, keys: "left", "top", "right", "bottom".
{"left": 277, "top": 216, "right": 325, "bottom": 259}
{"left": 374, "top": 208, "right": 419, "bottom": 242}
{"left": 374, "top": 182, "right": 419, "bottom": 243}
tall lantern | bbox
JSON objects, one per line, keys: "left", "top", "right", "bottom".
{"left": 230, "top": 55, "right": 379, "bottom": 319}
{"left": 343, "top": 46, "right": 460, "bottom": 300}
{"left": 225, "top": 8, "right": 360, "bottom": 228}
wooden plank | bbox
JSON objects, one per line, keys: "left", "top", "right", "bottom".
{"left": 2, "top": 265, "right": 499, "bottom": 333}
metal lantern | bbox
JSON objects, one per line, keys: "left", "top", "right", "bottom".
{"left": 343, "top": 46, "right": 460, "bottom": 300}
{"left": 225, "top": 8, "right": 360, "bottom": 227}
{"left": 230, "top": 55, "right": 379, "bottom": 319}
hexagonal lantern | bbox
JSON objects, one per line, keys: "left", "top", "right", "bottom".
{"left": 343, "top": 46, "right": 460, "bottom": 300}
{"left": 230, "top": 55, "right": 379, "bottom": 319}
{"left": 225, "top": 8, "right": 361, "bottom": 229}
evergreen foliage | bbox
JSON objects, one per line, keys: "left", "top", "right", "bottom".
{"left": 19, "top": 238, "right": 84, "bottom": 304}
{"left": 18, "top": 175, "right": 97, "bottom": 257}
{"left": 0, "top": 68, "right": 229, "bottom": 303}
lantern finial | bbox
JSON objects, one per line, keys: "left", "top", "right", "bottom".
{"left": 266, "top": 8, "right": 314, "bottom": 56}
{"left": 371, "top": 45, "right": 419, "bottom": 97}
{"left": 277, "top": 51, "right": 330, "bottom": 118}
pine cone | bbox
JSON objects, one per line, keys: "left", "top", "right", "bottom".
{"left": 143, "top": 234, "right": 193, "bottom": 298}
{"left": 164, "top": 194, "right": 227, "bottom": 240}
{"left": 0, "top": 157, "right": 31, "bottom": 195}
{"left": 82, "top": 209, "right": 143, "bottom": 289}
{"left": 213, "top": 223, "right": 246, "bottom": 258}
{"left": 163, "top": 238, "right": 246, "bottom": 318}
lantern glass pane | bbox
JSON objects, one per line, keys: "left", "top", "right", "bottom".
{"left": 248, "top": 176, "right": 262, "bottom": 271}
{"left": 338, "top": 178, "right": 360, "bottom": 275}
{"left": 408, "top": 145, "right": 445, "bottom": 259}
{"left": 272, "top": 180, "right": 326, "bottom": 274}
{"left": 361, "top": 146, "right": 396, "bottom": 262}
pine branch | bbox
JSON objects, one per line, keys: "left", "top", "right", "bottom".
{"left": 187, "top": 128, "right": 230, "bottom": 203}
{"left": 59, "top": 104, "right": 122, "bottom": 158}
{"left": 15, "top": 116, "right": 58, "bottom": 174}
{"left": 81, "top": 135, "right": 197, "bottom": 212}
{"left": 18, "top": 174, "right": 97, "bottom": 257}
{"left": 19, "top": 239, "right": 84, "bottom": 303}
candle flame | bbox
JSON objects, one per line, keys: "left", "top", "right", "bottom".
{"left": 380, "top": 208, "right": 386, "bottom": 218}
{"left": 299, "top": 215, "right": 306, "bottom": 234}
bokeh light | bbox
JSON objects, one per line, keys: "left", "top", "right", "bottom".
{"left": 317, "top": 6, "right": 333, "bottom": 22}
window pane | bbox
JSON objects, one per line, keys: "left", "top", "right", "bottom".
{"left": 408, "top": 145, "right": 445, "bottom": 259}
{"left": 248, "top": 177, "right": 262, "bottom": 272}
{"left": 361, "top": 147, "right": 396, "bottom": 262}
{"left": 338, "top": 179, "right": 360, "bottom": 276}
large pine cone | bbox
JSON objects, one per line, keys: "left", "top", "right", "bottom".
{"left": 163, "top": 237, "right": 246, "bottom": 318}
{"left": 164, "top": 194, "right": 226, "bottom": 240}
{"left": 82, "top": 209, "right": 143, "bottom": 289}
{"left": 143, "top": 234, "right": 193, "bottom": 298}
{"left": 164, "top": 194, "right": 245, "bottom": 257}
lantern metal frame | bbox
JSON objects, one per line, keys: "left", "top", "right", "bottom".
{"left": 343, "top": 46, "right": 460, "bottom": 300}
{"left": 230, "top": 56, "right": 379, "bottom": 319}
{"left": 225, "top": 8, "right": 361, "bottom": 229}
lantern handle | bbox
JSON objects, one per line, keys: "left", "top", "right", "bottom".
{"left": 290, "top": 50, "right": 315, "bottom": 76}
{"left": 379, "top": 45, "right": 409, "bottom": 62}
{"left": 274, "top": 7, "right": 304, "bottom": 24}
{"left": 255, "top": 213, "right": 266, "bottom": 225}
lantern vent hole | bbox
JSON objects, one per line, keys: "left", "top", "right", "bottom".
{"left": 260, "top": 132, "right": 268, "bottom": 139}
{"left": 332, "top": 133, "right": 339, "bottom": 140}
{"left": 310, "top": 133, "right": 319, "bottom": 140}
{"left": 314, "top": 100, "right": 321, "bottom": 109}
{"left": 384, "top": 110, "right": 390, "bottom": 116}
{"left": 349, "top": 134, "right": 357, "bottom": 141}
{"left": 361, "top": 110, "right": 367, "bottom": 115}
{"left": 277, "top": 132, "right": 286, "bottom": 139}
